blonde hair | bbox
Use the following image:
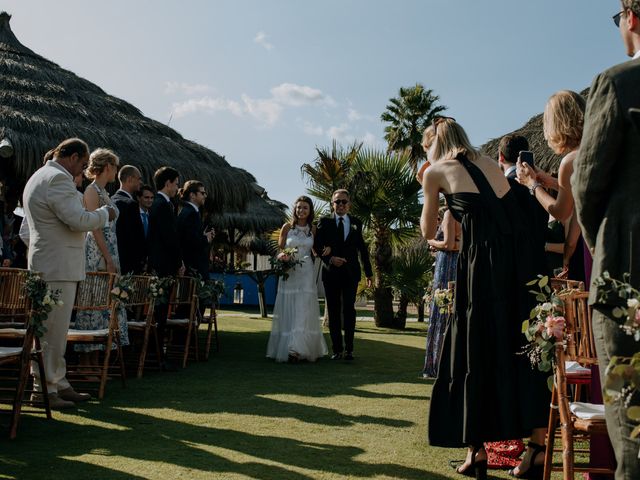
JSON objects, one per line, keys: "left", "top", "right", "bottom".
{"left": 421, "top": 125, "right": 436, "bottom": 151}
{"left": 430, "top": 117, "right": 479, "bottom": 162}
{"left": 85, "top": 148, "right": 119, "bottom": 180}
{"left": 543, "top": 90, "right": 585, "bottom": 154}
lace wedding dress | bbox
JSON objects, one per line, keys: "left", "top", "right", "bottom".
{"left": 266, "top": 225, "right": 328, "bottom": 362}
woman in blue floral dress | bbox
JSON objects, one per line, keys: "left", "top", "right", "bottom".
{"left": 74, "top": 149, "right": 129, "bottom": 371}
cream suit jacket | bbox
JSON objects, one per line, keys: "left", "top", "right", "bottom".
{"left": 22, "top": 160, "right": 109, "bottom": 282}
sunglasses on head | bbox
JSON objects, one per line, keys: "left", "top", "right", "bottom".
{"left": 333, "top": 199, "right": 348, "bottom": 205}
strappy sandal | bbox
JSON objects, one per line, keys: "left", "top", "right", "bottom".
{"left": 449, "top": 446, "right": 487, "bottom": 480}
{"left": 508, "top": 441, "right": 545, "bottom": 479}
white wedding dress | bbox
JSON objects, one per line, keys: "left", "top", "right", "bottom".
{"left": 266, "top": 225, "right": 328, "bottom": 362}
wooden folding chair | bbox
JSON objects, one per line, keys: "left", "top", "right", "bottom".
{"left": 165, "top": 276, "right": 199, "bottom": 368}
{"left": 550, "top": 277, "right": 585, "bottom": 293}
{"left": 123, "top": 275, "right": 159, "bottom": 378}
{"left": 66, "top": 272, "right": 126, "bottom": 399}
{"left": 544, "top": 290, "right": 615, "bottom": 480}
{"left": 0, "top": 268, "right": 51, "bottom": 439}
{"left": 198, "top": 298, "right": 219, "bottom": 360}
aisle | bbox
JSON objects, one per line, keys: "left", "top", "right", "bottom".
{"left": 0, "top": 310, "right": 509, "bottom": 480}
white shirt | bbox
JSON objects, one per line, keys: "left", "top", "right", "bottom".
{"left": 158, "top": 191, "right": 171, "bottom": 203}
{"left": 504, "top": 165, "right": 517, "bottom": 178}
{"left": 186, "top": 201, "right": 199, "bottom": 213}
{"left": 335, "top": 214, "right": 350, "bottom": 241}
{"left": 118, "top": 189, "right": 133, "bottom": 199}
{"left": 633, "top": 50, "right": 640, "bottom": 60}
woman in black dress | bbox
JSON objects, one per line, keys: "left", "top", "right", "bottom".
{"left": 420, "top": 118, "right": 549, "bottom": 479}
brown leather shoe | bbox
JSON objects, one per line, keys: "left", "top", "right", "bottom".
{"left": 31, "top": 392, "right": 75, "bottom": 410}
{"left": 58, "top": 387, "right": 91, "bottom": 403}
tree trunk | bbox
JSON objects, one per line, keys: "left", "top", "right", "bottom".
{"left": 417, "top": 298, "right": 425, "bottom": 322}
{"left": 393, "top": 295, "right": 409, "bottom": 329}
{"left": 373, "top": 227, "right": 394, "bottom": 327}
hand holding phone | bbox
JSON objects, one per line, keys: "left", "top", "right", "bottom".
{"left": 518, "top": 150, "right": 535, "bottom": 169}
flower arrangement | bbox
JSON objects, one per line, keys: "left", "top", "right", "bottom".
{"left": 269, "top": 247, "right": 302, "bottom": 280}
{"left": 521, "top": 275, "right": 567, "bottom": 390}
{"left": 149, "top": 275, "right": 174, "bottom": 305}
{"left": 592, "top": 271, "right": 640, "bottom": 441}
{"left": 432, "top": 287, "right": 454, "bottom": 314}
{"left": 24, "top": 271, "right": 63, "bottom": 338}
{"left": 110, "top": 273, "right": 134, "bottom": 305}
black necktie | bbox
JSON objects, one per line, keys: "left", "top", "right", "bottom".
{"left": 337, "top": 217, "right": 345, "bottom": 245}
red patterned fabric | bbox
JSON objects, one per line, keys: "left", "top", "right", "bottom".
{"left": 484, "top": 440, "right": 525, "bottom": 469}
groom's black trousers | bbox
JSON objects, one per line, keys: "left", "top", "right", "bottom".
{"left": 323, "top": 273, "right": 358, "bottom": 354}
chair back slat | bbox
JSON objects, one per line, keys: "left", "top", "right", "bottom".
{"left": 550, "top": 277, "right": 585, "bottom": 292}
{"left": 0, "top": 268, "right": 31, "bottom": 326}
{"left": 170, "top": 276, "right": 197, "bottom": 307}
{"left": 74, "top": 272, "right": 115, "bottom": 311}
{"left": 127, "top": 275, "right": 154, "bottom": 306}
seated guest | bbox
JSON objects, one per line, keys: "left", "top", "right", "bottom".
{"left": 111, "top": 165, "right": 145, "bottom": 274}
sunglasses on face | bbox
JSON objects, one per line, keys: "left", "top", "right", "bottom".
{"left": 613, "top": 10, "right": 625, "bottom": 27}
{"left": 333, "top": 199, "right": 349, "bottom": 205}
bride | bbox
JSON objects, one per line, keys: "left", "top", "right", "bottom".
{"left": 266, "top": 195, "right": 328, "bottom": 362}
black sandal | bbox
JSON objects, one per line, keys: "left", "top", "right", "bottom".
{"left": 508, "top": 441, "right": 545, "bottom": 479}
{"left": 450, "top": 446, "right": 487, "bottom": 480}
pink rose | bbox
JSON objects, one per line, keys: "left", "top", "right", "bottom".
{"left": 536, "top": 322, "right": 545, "bottom": 334}
{"left": 544, "top": 315, "right": 565, "bottom": 340}
{"left": 277, "top": 253, "right": 290, "bottom": 262}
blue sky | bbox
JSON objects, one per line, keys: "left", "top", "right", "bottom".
{"left": 4, "top": 0, "right": 626, "bottom": 209}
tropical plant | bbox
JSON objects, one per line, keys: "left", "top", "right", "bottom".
{"left": 386, "top": 240, "right": 434, "bottom": 329}
{"left": 381, "top": 83, "right": 447, "bottom": 174}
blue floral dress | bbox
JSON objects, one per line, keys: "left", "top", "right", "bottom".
{"left": 74, "top": 183, "right": 129, "bottom": 351}
{"left": 422, "top": 227, "right": 458, "bottom": 378}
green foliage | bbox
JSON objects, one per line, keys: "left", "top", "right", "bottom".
{"left": 386, "top": 240, "right": 434, "bottom": 304}
{"left": 380, "top": 83, "right": 447, "bottom": 172}
{"left": 149, "top": 275, "right": 174, "bottom": 305}
{"left": 24, "top": 271, "right": 63, "bottom": 338}
{"left": 110, "top": 273, "right": 135, "bottom": 305}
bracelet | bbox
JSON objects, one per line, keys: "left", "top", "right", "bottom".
{"left": 529, "top": 182, "right": 541, "bottom": 196}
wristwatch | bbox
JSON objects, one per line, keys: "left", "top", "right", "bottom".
{"left": 529, "top": 182, "right": 541, "bottom": 196}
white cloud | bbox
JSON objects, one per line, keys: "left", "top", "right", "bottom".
{"left": 362, "top": 132, "right": 378, "bottom": 145}
{"left": 347, "top": 108, "right": 362, "bottom": 122}
{"left": 271, "top": 83, "right": 335, "bottom": 107}
{"left": 327, "top": 123, "right": 355, "bottom": 143}
{"left": 172, "top": 96, "right": 242, "bottom": 118}
{"left": 241, "top": 94, "right": 283, "bottom": 126}
{"left": 254, "top": 31, "right": 274, "bottom": 51}
{"left": 164, "top": 81, "right": 212, "bottom": 95}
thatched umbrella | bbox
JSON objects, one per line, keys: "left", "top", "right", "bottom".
{"left": 480, "top": 89, "right": 589, "bottom": 175}
{"left": 0, "top": 11, "right": 255, "bottom": 214}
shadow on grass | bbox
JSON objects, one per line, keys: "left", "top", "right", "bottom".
{"left": 0, "top": 318, "right": 447, "bottom": 480}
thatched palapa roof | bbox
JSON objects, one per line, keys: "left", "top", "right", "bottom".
{"left": 0, "top": 12, "right": 285, "bottom": 233}
{"left": 480, "top": 89, "right": 589, "bottom": 175}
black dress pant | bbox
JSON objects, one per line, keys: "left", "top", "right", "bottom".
{"left": 323, "top": 273, "right": 358, "bottom": 354}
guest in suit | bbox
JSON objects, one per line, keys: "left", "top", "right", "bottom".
{"left": 314, "top": 189, "right": 372, "bottom": 361}
{"left": 148, "top": 167, "right": 184, "bottom": 369}
{"left": 177, "top": 181, "right": 213, "bottom": 280}
{"left": 571, "top": 5, "right": 640, "bottom": 478}
{"left": 22, "top": 138, "right": 115, "bottom": 409}
{"left": 137, "top": 184, "right": 154, "bottom": 242}
{"left": 111, "top": 165, "right": 145, "bottom": 274}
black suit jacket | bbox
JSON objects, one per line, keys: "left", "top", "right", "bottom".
{"left": 177, "top": 203, "right": 209, "bottom": 280}
{"left": 506, "top": 170, "right": 549, "bottom": 274}
{"left": 148, "top": 193, "right": 181, "bottom": 276}
{"left": 314, "top": 214, "right": 373, "bottom": 283}
{"left": 111, "top": 189, "right": 147, "bottom": 274}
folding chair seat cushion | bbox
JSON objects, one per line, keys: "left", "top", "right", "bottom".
{"left": 0, "top": 328, "right": 27, "bottom": 337}
{"left": 126, "top": 321, "right": 147, "bottom": 328}
{"left": 0, "top": 347, "right": 22, "bottom": 359}
{"left": 67, "top": 328, "right": 110, "bottom": 337}
{"left": 569, "top": 402, "right": 605, "bottom": 420}
{"left": 166, "top": 317, "right": 190, "bottom": 326}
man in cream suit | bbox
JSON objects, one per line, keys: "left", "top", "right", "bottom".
{"left": 23, "top": 138, "right": 115, "bottom": 409}
{"left": 572, "top": 3, "right": 640, "bottom": 479}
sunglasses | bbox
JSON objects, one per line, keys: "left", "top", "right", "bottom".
{"left": 333, "top": 199, "right": 349, "bottom": 205}
{"left": 613, "top": 9, "right": 626, "bottom": 27}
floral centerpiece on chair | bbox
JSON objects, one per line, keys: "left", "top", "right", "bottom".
{"left": 269, "top": 247, "right": 302, "bottom": 281}
{"left": 110, "top": 273, "right": 134, "bottom": 305}
{"left": 521, "top": 275, "right": 567, "bottom": 390}
{"left": 149, "top": 275, "right": 174, "bottom": 305}
{"left": 24, "top": 271, "right": 63, "bottom": 338}
{"left": 592, "top": 271, "right": 640, "bottom": 441}
{"left": 431, "top": 287, "right": 454, "bottom": 314}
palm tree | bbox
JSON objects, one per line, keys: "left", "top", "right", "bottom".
{"left": 381, "top": 84, "right": 447, "bottom": 174}
{"left": 349, "top": 148, "right": 422, "bottom": 327}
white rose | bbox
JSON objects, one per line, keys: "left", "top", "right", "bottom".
{"left": 57, "top": 299, "right": 64, "bottom": 306}
{"left": 121, "top": 291, "right": 129, "bottom": 299}
{"left": 541, "top": 302, "right": 553, "bottom": 311}
{"left": 627, "top": 298, "right": 639, "bottom": 309}
{"left": 112, "top": 287, "right": 121, "bottom": 296}
{"left": 43, "top": 295, "right": 51, "bottom": 305}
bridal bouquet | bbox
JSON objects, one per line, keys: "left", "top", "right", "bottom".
{"left": 25, "top": 271, "right": 63, "bottom": 338}
{"left": 269, "top": 247, "right": 302, "bottom": 281}
{"left": 521, "top": 275, "right": 566, "bottom": 389}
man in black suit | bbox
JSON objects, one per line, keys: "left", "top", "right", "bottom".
{"left": 111, "top": 165, "right": 146, "bottom": 274}
{"left": 148, "top": 167, "right": 184, "bottom": 369}
{"left": 498, "top": 134, "right": 549, "bottom": 274}
{"left": 176, "top": 180, "right": 213, "bottom": 280}
{"left": 314, "top": 189, "right": 372, "bottom": 360}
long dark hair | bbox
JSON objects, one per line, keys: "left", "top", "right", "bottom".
{"left": 290, "top": 195, "right": 314, "bottom": 229}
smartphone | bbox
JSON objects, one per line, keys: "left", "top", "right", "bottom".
{"left": 519, "top": 150, "right": 535, "bottom": 169}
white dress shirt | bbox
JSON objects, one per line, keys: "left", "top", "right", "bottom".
{"left": 504, "top": 165, "right": 517, "bottom": 178}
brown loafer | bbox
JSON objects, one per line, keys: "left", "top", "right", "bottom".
{"left": 58, "top": 387, "right": 91, "bottom": 403}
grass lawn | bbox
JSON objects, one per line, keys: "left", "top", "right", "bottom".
{"left": 1, "top": 310, "right": 521, "bottom": 479}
